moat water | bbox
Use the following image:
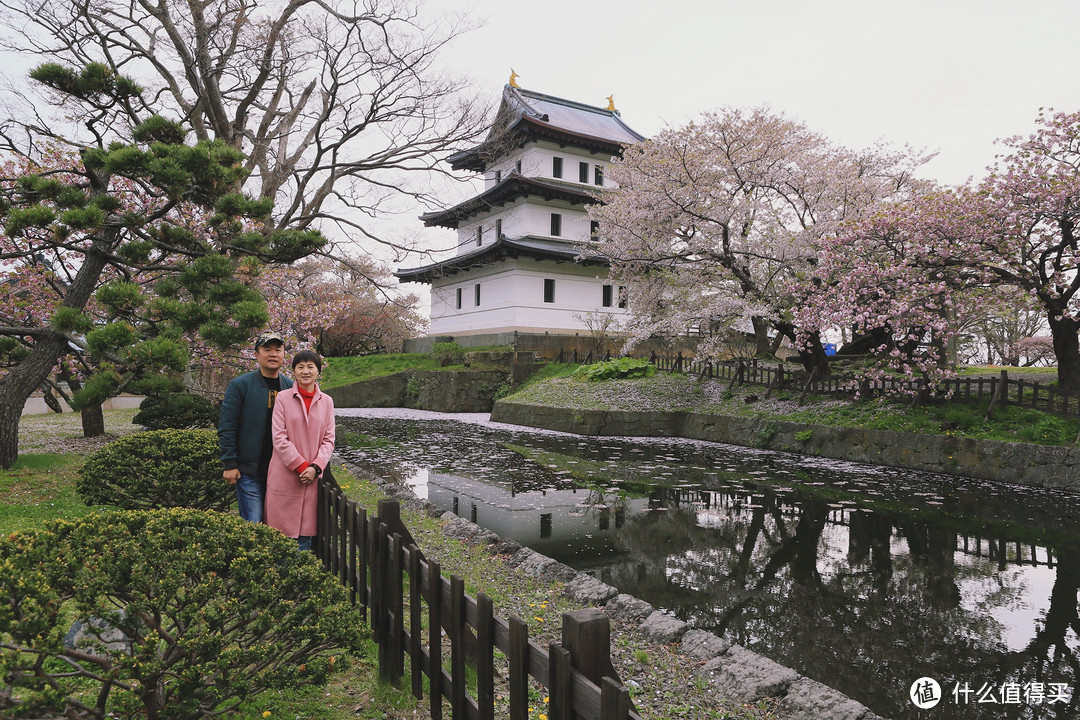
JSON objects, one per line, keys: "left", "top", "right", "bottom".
{"left": 337, "top": 408, "right": 1080, "bottom": 720}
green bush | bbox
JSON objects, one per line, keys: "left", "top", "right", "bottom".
{"left": 0, "top": 509, "right": 363, "bottom": 719}
{"left": 432, "top": 341, "right": 465, "bottom": 366}
{"left": 576, "top": 357, "right": 657, "bottom": 382}
{"left": 132, "top": 389, "right": 218, "bottom": 430}
{"left": 78, "top": 429, "right": 233, "bottom": 511}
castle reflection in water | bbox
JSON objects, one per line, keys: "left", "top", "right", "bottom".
{"left": 338, "top": 409, "right": 1080, "bottom": 720}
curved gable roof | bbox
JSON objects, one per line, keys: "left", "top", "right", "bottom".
{"left": 419, "top": 174, "right": 597, "bottom": 229}
{"left": 447, "top": 85, "right": 645, "bottom": 172}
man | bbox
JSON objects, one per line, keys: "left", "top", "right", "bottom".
{"left": 218, "top": 330, "right": 293, "bottom": 522}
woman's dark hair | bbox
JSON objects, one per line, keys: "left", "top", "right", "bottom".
{"left": 291, "top": 349, "right": 323, "bottom": 372}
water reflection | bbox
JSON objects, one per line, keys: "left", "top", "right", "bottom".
{"left": 337, "top": 409, "right": 1080, "bottom": 719}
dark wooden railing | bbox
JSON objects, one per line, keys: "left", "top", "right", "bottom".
{"left": 316, "top": 474, "right": 639, "bottom": 720}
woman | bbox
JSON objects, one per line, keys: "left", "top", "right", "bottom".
{"left": 265, "top": 349, "right": 335, "bottom": 551}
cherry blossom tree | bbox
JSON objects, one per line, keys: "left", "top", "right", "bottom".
{"left": 589, "top": 107, "right": 928, "bottom": 372}
{"left": 0, "top": 64, "right": 324, "bottom": 469}
{"left": 800, "top": 109, "right": 1080, "bottom": 391}
{"left": 796, "top": 189, "right": 992, "bottom": 382}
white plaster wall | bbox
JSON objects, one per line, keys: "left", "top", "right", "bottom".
{"left": 429, "top": 258, "right": 627, "bottom": 336}
{"left": 484, "top": 142, "right": 614, "bottom": 188}
{"left": 518, "top": 203, "right": 592, "bottom": 242}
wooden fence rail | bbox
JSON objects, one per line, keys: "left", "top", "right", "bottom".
{"left": 316, "top": 476, "right": 639, "bottom": 720}
{"left": 556, "top": 350, "right": 1080, "bottom": 419}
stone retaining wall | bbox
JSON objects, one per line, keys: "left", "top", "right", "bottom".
{"left": 326, "top": 368, "right": 509, "bottom": 413}
{"left": 341, "top": 460, "right": 886, "bottom": 720}
{"left": 490, "top": 401, "right": 1080, "bottom": 491}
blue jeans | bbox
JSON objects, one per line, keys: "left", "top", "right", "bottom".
{"left": 236, "top": 473, "right": 265, "bottom": 523}
{"left": 297, "top": 535, "right": 314, "bottom": 552}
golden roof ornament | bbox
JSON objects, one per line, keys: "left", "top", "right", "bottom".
{"left": 605, "top": 94, "right": 616, "bottom": 111}
{"left": 509, "top": 68, "right": 520, "bottom": 88}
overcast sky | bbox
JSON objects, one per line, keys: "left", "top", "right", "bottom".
{"left": 429, "top": 0, "right": 1080, "bottom": 187}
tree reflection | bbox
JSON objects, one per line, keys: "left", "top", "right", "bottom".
{"left": 600, "top": 487, "right": 1077, "bottom": 719}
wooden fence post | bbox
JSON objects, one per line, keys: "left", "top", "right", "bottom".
{"left": 548, "top": 643, "right": 572, "bottom": 720}
{"left": 376, "top": 521, "right": 391, "bottom": 681}
{"left": 389, "top": 532, "right": 404, "bottom": 684}
{"left": 428, "top": 560, "right": 444, "bottom": 720}
{"left": 986, "top": 370, "right": 1007, "bottom": 419}
{"left": 797, "top": 366, "right": 818, "bottom": 406}
{"left": 508, "top": 616, "right": 529, "bottom": 720}
{"left": 561, "top": 608, "right": 634, "bottom": 716}
{"left": 408, "top": 545, "right": 423, "bottom": 700}
{"left": 476, "top": 594, "right": 495, "bottom": 720}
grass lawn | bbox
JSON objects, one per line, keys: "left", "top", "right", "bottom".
{"left": 505, "top": 363, "right": 1080, "bottom": 447}
{"left": 320, "top": 347, "right": 512, "bottom": 390}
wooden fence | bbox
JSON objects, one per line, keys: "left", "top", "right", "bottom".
{"left": 556, "top": 349, "right": 1080, "bottom": 419}
{"left": 316, "top": 472, "right": 639, "bottom": 720}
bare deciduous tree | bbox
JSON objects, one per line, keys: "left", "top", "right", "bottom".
{"left": 0, "top": 0, "right": 488, "bottom": 249}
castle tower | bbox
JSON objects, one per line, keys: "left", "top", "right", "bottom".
{"left": 395, "top": 80, "right": 644, "bottom": 344}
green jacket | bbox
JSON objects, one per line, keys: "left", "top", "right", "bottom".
{"left": 218, "top": 370, "right": 294, "bottom": 476}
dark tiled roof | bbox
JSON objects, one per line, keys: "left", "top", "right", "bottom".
{"left": 394, "top": 236, "right": 608, "bottom": 284}
{"left": 420, "top": 174, "right": 597, "bottom": 229}
{"left": 447, "top": 85, "right": 646, "bottom": 172}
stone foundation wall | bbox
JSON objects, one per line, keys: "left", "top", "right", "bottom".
{"left": 326, "top": 369, "right": 510, "bottom": 413}
{"left": 490, "top": 401, "right": 1080, "bottom": 491}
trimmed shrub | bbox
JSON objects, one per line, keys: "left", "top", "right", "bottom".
{"left": 78, "top": 429, "right": 233, "bottom": 511}
{"left": 576, "top": 357, "right": 657, "bottom": 382}
{"left": 432, "top": 340, "right": 464, "bottom": 366}
{"left": 0, "top": 509, "right": 363, "bottom": 719}
{"left": 133, "top": 390, "right": 218, "bottom": 430}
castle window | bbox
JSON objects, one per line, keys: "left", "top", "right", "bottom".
{"left": 476, "top": 225, "right": 483, "bottom": 247}
{"left": 475, "top": 283, "right": 481, "bottom": 306}
{"left": 495, "top": 170, "right": 502, "bottom": 183}
{"left": 579, "top": 161, "right": 589, "bottom": 183}
{"left": 550, "top": 213, "right": 562, "bottom": 237}
{"left": 552, "top": 156, "right": 563, "bottom": 179}
{"left": 515, "top": 159, "right": 522, "bottom": 173}
{"left": 495, "top": 219, "right": 502, "bottom": 238}
{"left": 617, "top": 285, "right": 627, "bottom": 309}
{"left": 456, "top": 287, "right": 462, "bottom": 310}
{"left": 544, "top": 278, "right": 555, "bottom": 304}
{"left": 590, "top": 220, "right": 600, "bottom": 240}
{"left": 594, "top": 165, "right": 604, "bottom": 186}
{"left": 602, "top": 284, "right": 613, "bottom": 307}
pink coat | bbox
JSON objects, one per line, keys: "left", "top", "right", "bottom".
{"left": 265, "top": 385, "right": 335, "bottom": 538}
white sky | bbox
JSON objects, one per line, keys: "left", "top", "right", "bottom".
{"left": 427, "top": 0, "right": 1080, "bottom": 188}
{"left": 396, "top": 0, "right": 1080, "bottom": 293}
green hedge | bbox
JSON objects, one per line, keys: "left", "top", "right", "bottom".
{"left": 78, "top": 429, "right": 233, "bottom": 511}
{"left": 0, "top": 509, "right": 363, "bottom": 719}
{"left": 133, "top": 390, "right": 218, "bottom": 430}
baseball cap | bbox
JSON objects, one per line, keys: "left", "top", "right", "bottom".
{"left": 254, "top": 330, "right": 285, "bottom": 349}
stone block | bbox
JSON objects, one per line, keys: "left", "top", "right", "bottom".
{"left": 511, "top": 549, "right": 559, "bottom": 578}
{"left": 539, "top": 561, "right": 580, "bottom": 583}
{"left": 487, "top": 537, "right": 523, "bottom": 555}
{"left": 680, "top": 629, "right": 731, "bottom": 660}
{"left": 780, "top": 676, "right": 876, "bottom": 720}
{"left": 699, "top": 645, "right": 799, "bottom": 703}
{"left": 637, "top": 610, "right": 689, "bottom": 644}
{"left": 562, "top": 574, "right": 619, "bottom": 605}
{"left": 603, "top": 593, "right": 654, "bottom": 623}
